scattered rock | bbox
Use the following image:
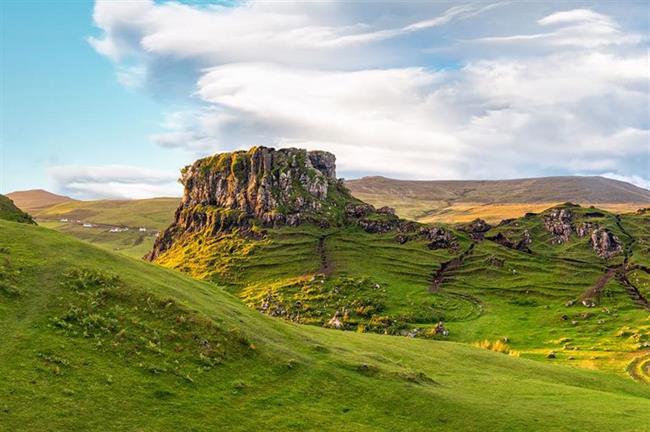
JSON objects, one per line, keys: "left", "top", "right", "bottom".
{"left": 488, "top": 232, "right": 531, "bottom": 253}
{"left": 544, "top": 208, "right": 574, "bottom": 244}
{"left": 376, "top": 206, "right": 396, "bottom": 216}
{"left": 546, "top": 351, "right": 556, "bottom": 359}
{"left": 420, "top": 227, "right": 457, "bottom": 250}
{"left": 345, "top": 203, "right": 375, "bottom": 219}
{"left": 576, "top": 222, "right": 598, "bottom": 237}
{"left": 486, "top": 256, "right": 505, "bottom": 268}
{"left": 357, "top": 218, "right": 399, "bottom": 234}
{"left": 327, "top": 310, "right": 344, "bottom": 329}
{"left": 433, "top": 321, "right": 449, "bottom": 337}
{"left": 462, "top": 218, "right": 492, "bottom": 240}
{"left": 590, "top": 228, "right": 622, "bottom": 259}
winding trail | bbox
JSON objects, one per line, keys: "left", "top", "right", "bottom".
{"left": 430, "top": 243, "right": 475, "bottom": 292}
{"left": 317, "top": 234, "right": 333, "bottom": 276}
{"left": 581, "top": 267, "right": 619, "bottom": 303}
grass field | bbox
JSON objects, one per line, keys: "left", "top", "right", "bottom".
{"left": 2, "top": 219, "right": 650, "bottom": 431}
{"left": 33, "top": 197, "right": 178, "bottom": 230}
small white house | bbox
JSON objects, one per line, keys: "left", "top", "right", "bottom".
{"left": 139, "top": 227, "right": 147, "bottom": 232}
{"left": 82, "top": 223, "right": 93, "bottom": 228}
{"left": 60, "top": 218, "right": 69, "bottom": 222}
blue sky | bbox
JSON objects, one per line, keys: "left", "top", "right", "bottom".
{"left": 1, "top": 0, "right": 188, "bottom": 196}
{"left": 1, "top": 1, "right": 648, "bottom": 198}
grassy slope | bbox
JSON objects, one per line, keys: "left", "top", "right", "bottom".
{"left": 1, "top": 219, "right": 650, "bottom": 431}
{"left": 0, "top": 195, "right": 34, "bottom": 224}
{"left": 153, "top": 205, "right": 650, "bottom": 381}
{"left": 33, "top": 197, "right": 178, "bottom": 230}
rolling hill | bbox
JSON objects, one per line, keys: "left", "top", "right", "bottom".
{"left": 2, "top": 218, "right": 650, "bottom": 431}
{"left": 6, "top": 189, "right": 75, "bottom": 213}
{"left": 146, "top": 147, "right": 650, "bottom": 383}
{"left": 346, "top": 176, "right": 650, "bottom": 222}
{"left": 0, "top": 194, "right": 35, "bottom": 224}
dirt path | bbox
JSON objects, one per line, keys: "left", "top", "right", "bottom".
{"left": 430, "top": 243, "right": 475, "bottom": 292}
{"left": 581, "top": 267, "right": 619, "bottom": 303}
{"left": 317, "top": 235, "right": 333, "bottom": 276}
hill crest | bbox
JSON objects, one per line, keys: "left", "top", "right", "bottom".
{"left": 6, "top": 189, "right": 75, "bottom": 212}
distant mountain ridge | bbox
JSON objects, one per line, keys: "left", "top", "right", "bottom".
{"left": 6, "top": 189, "right": 75, "bottom": 212}
{"left": 345, "top": 175, "right": 650, "bottom": 204}
{"left": 345, "top": 175, "right": 650, "bottom": 222}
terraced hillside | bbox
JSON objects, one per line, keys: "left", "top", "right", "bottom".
{"left": 2, "top": 219, "right": 650, "bottom": 431}
{"left": 144, "top": 148, "right": 650, "bottom": 382}
{"left": 153, "top": 203, "right": 650, "bottom": 380}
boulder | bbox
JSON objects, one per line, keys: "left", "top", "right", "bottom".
{"left": 419, "top": 227, "right": 457, "bottom": 250}
{"left": 544, "top": 208, "right": 574, "bottom": 244}
{"left": 576, "top": 222, "right": 598, "bottom": 237}
{"left": 345, "top": 203, "right": 375, "bottom": 219}
{"left": 590, "top": 228, "right": 622, "bottom": 258}
{"left": 463, "top": 218, "right": 492, "bottom": 240}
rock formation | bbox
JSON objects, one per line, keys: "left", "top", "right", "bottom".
{"left": 590, "top": 228, "right": 622, "bottom": 259}
{"left": 147, "top": 146, "right": 459, "bottom": 261}
{"left": 147, "top": 147, "right": 353, "bottom": 260}
{"left": 544, "top": 208, "right": 574, "bottom": 244}
{"left": 420, "top": 226, "right": 457, "bottom": 250}
{"left": 462, "top": 218, "right": 492, "bottom": 240}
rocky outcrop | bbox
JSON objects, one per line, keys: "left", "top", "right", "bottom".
{"left": 488, "top": 231, "right": 531, "bottom": 253}
{"left": 179, "top": 146, "right": 338, "bottom": 225}
{"left": 147, "top": 147, "right": 352, "bottom": 260}
{"left": 590, "top": 228, "right": 622, "bottom": 259}
{"left": 544, "top": 208, "right": 574, "bottom": 244}
{"left": 577, "top": 222, "right": 598, "bottom": 237}
{"left": 420, "top": 227, "right": 457, "bottom": 250}
{"left": 462, "top": 218, "right": 492, "bottom": 240}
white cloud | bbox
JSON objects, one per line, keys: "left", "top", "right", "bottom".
{"left": 599, "top": 173, "right": 650, "bottom": 191}
{"left": 473, "top": 8, "right": 643, "bottom": 48}
{"left": 88, "top": 1, "right": 650, "bottom": 189}
{"left": 48, "top": 165, "right": 181, "bottom": 200}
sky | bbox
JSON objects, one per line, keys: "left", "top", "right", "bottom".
{"left": 1, "top": 0, "right": 648, "bottom": 199}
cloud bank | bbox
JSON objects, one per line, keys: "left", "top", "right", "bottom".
{"left": 79, "top": 0, "right": 648, "bottom": 196}
{"left": 49, "top": 165, "right": 181, "bottom": 200}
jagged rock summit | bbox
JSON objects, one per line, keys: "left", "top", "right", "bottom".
{"left": 147, "top": 146, "right": 358, "bottom": 260}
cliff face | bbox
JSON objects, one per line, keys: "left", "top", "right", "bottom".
{"left": 146, "top": 147, "right": 353, "bottom": 260}
{"left": 180, "top": 147, "right": 337, "bottom": 224}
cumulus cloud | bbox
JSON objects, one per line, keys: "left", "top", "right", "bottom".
{"left": 88, "top": 1, "right": 649, "bottom": 187}
{"left": 48, "top": 165, "right": 181, "bottom": 199}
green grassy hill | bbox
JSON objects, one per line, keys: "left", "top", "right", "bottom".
{"left": 32, "top": 197, "right": 178, "bottom": 230}
{"left": 2, "top": 219, "right": 650, "bottom": 431}
{"left": 153, "top": 203, "right": 650, "bottom": 381}
{"left": 0, "top": 194, "right": 35, "bottom": 224}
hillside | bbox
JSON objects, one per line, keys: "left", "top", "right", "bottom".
{"left": 0, "top": 194, "right": 35, "bottom": 224}
{"left": 2, "top": 219, "right": 650, "bottom": 430}
{"left": 345, "top": 176, "right": 650, "bottom": 222}
{"left": 31, "top": 197, "right": 178, "bottom": 230}
{"left": 6, "top": 189, "right": 75, "bottom": 213}
{"left": 148, "top": 147, "right": 650, "bottom": 382}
